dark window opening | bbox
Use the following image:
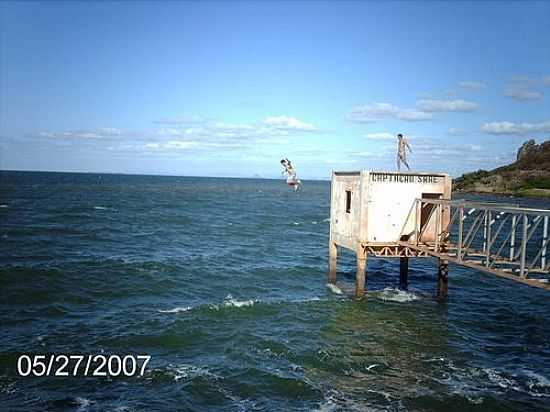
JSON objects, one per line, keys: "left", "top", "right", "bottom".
{"left": 345, "top": 190, "right": 352, "bottom": 213}
{"left": 420, "top": 193, "right": 442, "bottom": 234}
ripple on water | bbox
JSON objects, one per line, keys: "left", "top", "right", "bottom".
{"left": 2, "top": 173, "right": 550, "bottom": 411}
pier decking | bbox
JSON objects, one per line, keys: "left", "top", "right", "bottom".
{"left": 399, "top": 198, "right": 550, "bottom": 291}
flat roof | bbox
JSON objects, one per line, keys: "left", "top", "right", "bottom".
{"left": 333, "top": 170, "right": 449, "bottom": 177}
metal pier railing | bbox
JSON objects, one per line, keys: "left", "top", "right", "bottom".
{"left": 399, "top": 198, "right": 550, "bottom": 290}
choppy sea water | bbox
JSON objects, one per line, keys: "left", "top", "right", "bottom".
{"left": 0, "top": 171, "right": 549, "bottom": 411}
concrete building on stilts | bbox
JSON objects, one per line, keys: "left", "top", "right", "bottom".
{"left": 328, "top": 170, "right": 452, "bottom": 297}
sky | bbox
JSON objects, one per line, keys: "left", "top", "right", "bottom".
{"left": 1, "top": 1, "right": 549, "bottom": 179}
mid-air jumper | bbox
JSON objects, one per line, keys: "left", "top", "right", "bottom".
{"left": 280, "top": 158, "right": 302, "bottom": 192}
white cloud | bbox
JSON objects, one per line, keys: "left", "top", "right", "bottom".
{"left": 364, "top": 132, "right": 395, "bottom": 140}
{"left": 143, "top": 143, "right": 160, "bottom": 149}
{"left": 38, "top": 128, "right": 123, "bottom": 139}
{"left": 544, "top": 76, "right": 550, "bottom": 86}
{"left": 157, "top": 128, "right": 185, "bottom": 137}
{"left": 98, "top": 128, "right": 123, "bottom": 136}
{"left": 504, "top": 87, "right": 543, "bottom": 101}
{"left": 347, "top": 103, "right": 432, "bottom": 122}
{"left": 416, "top": 99, "right": 479, "bottom": 112}
{"left": 263, "top": 116, "right": 317, "bottom": 131}
{"left": 480, "top": 121, "right": 550, "bottom": 135}
{"left": 347, "top": 98, "right": 479, "bottom": 123}
{"left": 165, "top": 141, "right": 199, "bottom": 150}
{"left": 447, "top": 128, "right": 467, "bottom": 136}
{"left": 504, "top": 76, "right": 544, "bottom": 101}
{"left": 459, "top": 81, "right": 486, "bottom": 90}
{"left": 36, "top": 115, "right": 316, "bottom": 156}
{"left": 510, "top": 75, "right": 537, "bottom": 84}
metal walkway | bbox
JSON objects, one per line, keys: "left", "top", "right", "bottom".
{"left": 399, "top": 198, "right": 550, "bottom": 291}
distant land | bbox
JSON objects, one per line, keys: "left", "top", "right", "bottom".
{"left": 453, "top": 139, "right": 550, "bottom": 198}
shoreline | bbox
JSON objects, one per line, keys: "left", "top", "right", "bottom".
{"left": 453, "top": 188, "right": 550, "bottom": 199}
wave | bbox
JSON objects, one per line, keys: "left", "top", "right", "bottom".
{"left": 0, "top": 204, "right": 8, "bottom": 208}
{"left": 426, "top": 358, "right": 550, "bottom": 401}
{"left": 525, "top": 370, "right": 550, "bottom": 388}
{"left": 159, "top": 295, "right": 257, "bottom": 314}
{"left": 159, "top": 294, "right": 324, "bottom": 315}
{"left": 370, "top": 287, "right": 419, "bottom": 303}
{"left": 113, "top": 407, "right": 133, "bottom": 412}
{"left": 47, "top": 397, "right": 92, "bottom": 411}
{"left": 93, "top": 206, "right": 117, "bottom": 211}
{"left": 290, "top": 296, "right": 321, "bottom": 304}
{"left": 165, "top": 363, "right": 221, "bottom": 382}
{"left": 326, "top": 283, "right": 343, "bottom": 295}
{"left": 484, "top": 368, "right": 521, "bottom": 391}
{"left": 75, "top": 397, "right": 91, "bottom": 411}
{"left": 158, "top": 306, "right": 192, "bottom": 313}
{"left": 292, "top": 220, "right": 328, "bottom": 226}
{"left": 314, "top": 389, "right": 389, "bottom": 412}
{"left": 210, "top": 294, "right": 257, "bottom": 310}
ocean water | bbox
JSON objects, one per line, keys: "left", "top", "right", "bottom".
{"left": 0, "top": 171, "right": 549, "bottom": 411}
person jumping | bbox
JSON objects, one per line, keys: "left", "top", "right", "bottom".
{"left": 280, "top": 158, "right": 302, "bottom": 192}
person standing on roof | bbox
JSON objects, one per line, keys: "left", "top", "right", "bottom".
{"left": 396, "top": 133, "right": 412, "bottom": 172}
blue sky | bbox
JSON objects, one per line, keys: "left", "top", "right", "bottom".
{"left": 1, "top": 1, "right": 549, "bottom": 179}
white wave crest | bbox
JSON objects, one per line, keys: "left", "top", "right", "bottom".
{"left": 372, "top": 287, "right": 419, "bottom": 303}
{"left": 313, "top": 390, "right": 374, "bottom": 412}
{"left": 326, "top": 283, "right": 343, "bottom": 295}
{"left": 525, "top": 371, "right": 550, "bottom": 388}
{"left": 484, "top": 368, "right": 521, "bottom": 391}
{"left": 166, "top": 363, "right": 221, "bottom": 382}
{"left": 159, "top": 295, "right": 325, "bottom": 315}
{"left": 93, "top": 206, "right": 117, "bottom": 211}
{"left": 525, "top": 370, "right": 550, "bottom": 397}
{"left": 0, "top": 204, "right": 8, "bottom": 208}
{"left": 75, "top": 397, "right": 91, "bottom": 411}
{"left": 428, "top": 359, "right": 549, "bottom": 401}
{"left": 210, "top": 294, "right": 257, "bottom": 310}
{"left": 290, "top": 296, "right": 321, "bottom": 303}
{"left": 159, "top": 306, "right": 192, "bottom": 313}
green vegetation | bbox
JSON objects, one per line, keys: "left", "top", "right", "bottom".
{"left": 516, "top": 188, "right": 550, "bottom": 198}
{"left": 453, "top": 169, "right": 490, "bottom": 187}
{"left": 453, "top": 139, "right": 550, "bottom": 197}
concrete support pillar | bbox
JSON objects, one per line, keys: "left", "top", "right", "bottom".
{"left": 399, "top": 257, "right": 409, "bottom": 290}
{"left": 437, "top": 258, "right": 449, "bottom": 299}
{"left": 355, "top": 246, "right": 367, "bottom": 297}
{"left": 328, "top": 241, "right": 337, "bottom": 284}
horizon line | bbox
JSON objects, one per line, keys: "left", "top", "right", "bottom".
{"left": 0, "top": 168, "right": 332, "bottom": 181}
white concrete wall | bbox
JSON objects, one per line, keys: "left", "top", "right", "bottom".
{"left": 365, "top": 172, "right": 451, "bottom": 243}
{"left": 330, "top": 171, "right": 451, "bottom": 247}
{"left": 330, "top": 172, "right": 362, "bottom": 249}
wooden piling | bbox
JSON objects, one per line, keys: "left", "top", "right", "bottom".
{"left": 328, "top": 241, "right": 337, "bottom": 284}
{"left": 355, "top": 246, "right": 367, "bottom": 297}
{"left": 437, "top": 258, "right": 449, "bottom": 299}
{"left": 399, "top": 257, "right": 408, "bottom": 290}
